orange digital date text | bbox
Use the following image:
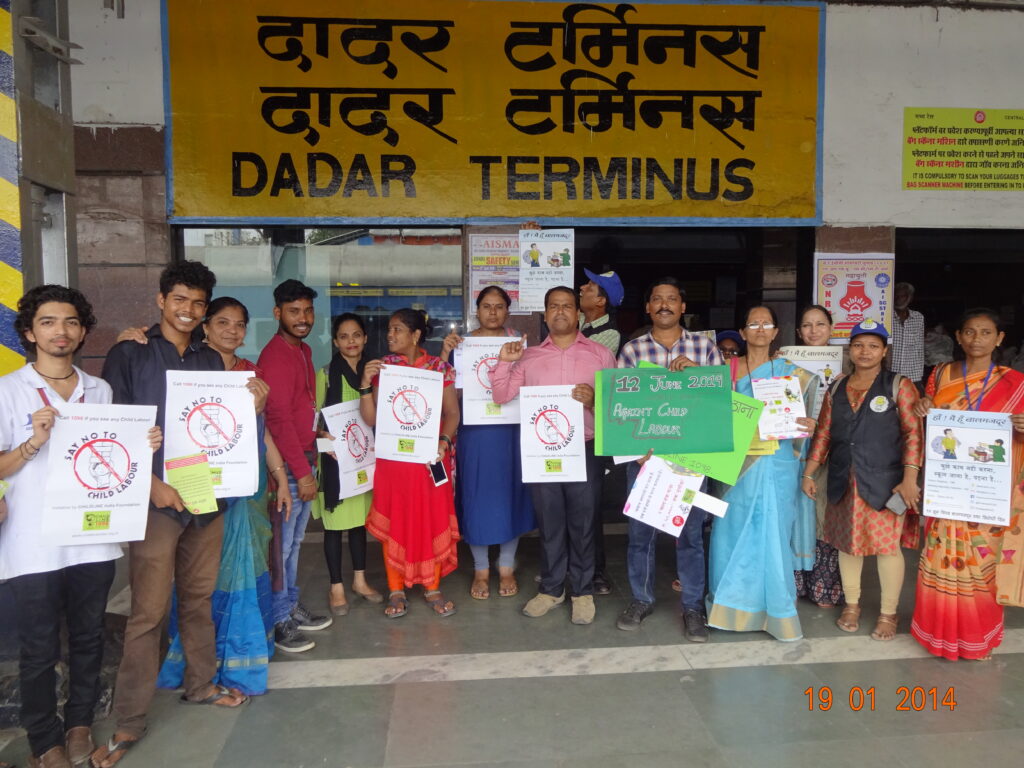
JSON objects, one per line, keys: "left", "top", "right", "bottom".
{"left": 804, "top": 686, "right": 957, "bottom": 711}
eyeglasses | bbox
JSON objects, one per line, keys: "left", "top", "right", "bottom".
{"left": 745, "top": 322, "right": 776, "bottom": 330}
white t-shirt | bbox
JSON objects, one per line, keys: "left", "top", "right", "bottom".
{"left": 0, "top": 365, "right": 123, "bottom": 580}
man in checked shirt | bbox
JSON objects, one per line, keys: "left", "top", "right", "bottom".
{"left": 615, "top": 277, "right": 724, "bottom": 642}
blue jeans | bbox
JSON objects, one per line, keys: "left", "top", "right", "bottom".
{"left": 624, "top": 461, "right": 708, "bottom": 613}
{"left": 272, "top": 472, "right": 314, "bottom": 625}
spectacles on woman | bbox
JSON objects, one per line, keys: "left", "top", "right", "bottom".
{"left": 745, "top": 322, "right": 776, "bottom": 330}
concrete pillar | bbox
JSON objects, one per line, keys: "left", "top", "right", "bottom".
{"left": 0, "top": 0, "right": 24, "bottom": 375}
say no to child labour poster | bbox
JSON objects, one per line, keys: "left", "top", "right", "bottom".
{"left": 321, "top": 400, "right": 376, "bottom": 499}
{"left": 458, "top": 336, "right": 522, "bottom": 425}
{"left": 923, "top": 409, "right": 1014, "bottom": 526}
{"left": 164, "top": 371, "right": 259, "bottom": 498}
{"left": 375, "top": 365, "right": 444, "bottom": 463}
{"left": 519, "top": 385, "right": 586, "bottom": 482}
{"left": 41, "top": 403, "right": 157, "bottom": 545}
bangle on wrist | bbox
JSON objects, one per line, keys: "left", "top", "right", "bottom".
{"left": 903, "top": 464, "right": 920, "bottom": 470}
{"left": 801, "top": 474, "right": 814, "bottom": 480}
{"left": 358, "top": 385, "right": 373, "bottom": 396}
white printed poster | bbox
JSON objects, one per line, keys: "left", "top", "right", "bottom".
{"left": 813, "top": 252, "right": 895, "bottom": 342}
{"left": 923, "top": 410, "right": 1014, "bottom": 525}
{"left": 459, "top": 336, "right": 521, "bottom": 425}
{"left": 41, "top": 403, "right": 157, "bottom": 545}
{"left": 622, "top": 456, "right": 706, "bottom": 537}
{"left": 518, "top": 229, "right": 574, "bottom": 312}
{"left": 751, "top": 375, "right": 809, "bottom": 441}
{"left": 164, "top": 371, "right": 259, "bottom": 498}
{"left": 321, "top": 400, "right": 376, "bottom": 500}
{"left": 376, "top": 365, "right": 444, "bottom": 463}
{"left": 779, "top": 346, "right": 844, "bottom": 419}
{"left": 519, "top": 385, "right": 586, "bottom": 482}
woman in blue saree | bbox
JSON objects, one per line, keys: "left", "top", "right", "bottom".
{"left": 156, "top": 297, "right": 292, "bottom": 695}
{"left": 707, "top": 306, "right": 818, "bottom": 642}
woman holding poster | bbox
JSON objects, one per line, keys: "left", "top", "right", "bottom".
{"left": 802, "top": 321, "right": 922, "bottom": 642}
{"left": 315, "top": 313, "right": 383, "bottom": 614}
{"left": 793, "top": 305, "right": 845, "bottom": 609}
{"left": 910, "top": 308, "right": 1024, "bottom": 660}
{"left": 361, "top": 309, "right": 461, "bottom": 618}
{"left": 707, "top": 306, "right": 818, "bottom": 641}
{"left": 441, "top": 286, "right": 534, "bottom": 600}
{"left": 154, "top": 297, "right": 288, "bottom": 694}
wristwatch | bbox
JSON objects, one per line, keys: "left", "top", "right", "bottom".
{"left": 358, "top": 385, "right": 373, "bottom": 396}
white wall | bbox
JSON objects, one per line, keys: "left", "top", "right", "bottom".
{"left": 69, "top": 0, "right": 164, "bottom": 126}
{"left": 823, "top": 5, "right": 1024, "bottom": 228}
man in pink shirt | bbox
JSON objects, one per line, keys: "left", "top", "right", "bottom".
{"left": 491, "top": 286, "right": 616, "bottom": 625}
{"left": 257, "top": 279, "right": 332, "bottom": 654}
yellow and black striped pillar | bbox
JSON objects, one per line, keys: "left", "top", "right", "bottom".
{"left": 0, "top": 0, "right": 23, "bottom": 375}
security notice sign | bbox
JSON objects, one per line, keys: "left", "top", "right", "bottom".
{"left": 41, "top": 403, "right": 157, "bottom": 545}
{"left": 375, "top": 365, "right": 444, "bottom": 463}
{"left": 164, "top": 371, "right": 259, "bottom": 498}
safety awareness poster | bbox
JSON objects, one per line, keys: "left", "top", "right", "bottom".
{"left": 376, "top": 365, "right": 444, "bottom": 463}
{"left": 458, "top": 336, "right": 521, "bottom": 425}
{"left": 813, "top": 253, "right": 895, "bottom": 342}
{"left": 519, "top": 385, "right": 586, "bottom": 482}
{"left": 750, "top": 375, "right": 809, "bottom": 441}
{"left": 518, "top": 229, "right": 574, "bottom": 312}
{"left": 622, "top": 456, "right": 707, "bottom": 537}
{"left": 469, "top": 235, "right": 522, "bottom": 316}
{"left": 41, "top": 404, "right": 157, "bottom": 545}
{"left": 164, "top": 371, "right": 259, "bottom": 498}
{"left": 923, "top": 410, "right": 1014, "bottom": 525}
{"left": 779, "top": 346, "right": 844, "bottom": 419}
{"left": 321, "top": 400, "right": 376, "bottom": 499}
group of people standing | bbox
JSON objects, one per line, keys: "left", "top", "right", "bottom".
{"left": 1, "top": 261, "right": 1022, "bottom": 768}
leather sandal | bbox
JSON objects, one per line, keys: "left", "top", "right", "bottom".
{"left": 836, "top": 604, "right": 861, "bottom": 633}
{"left": 870, "top": 613, "right": 898, "bottom": 641}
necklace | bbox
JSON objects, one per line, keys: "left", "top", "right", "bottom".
{"left": 33, "top": 364, "right": 76, "bottom": 381}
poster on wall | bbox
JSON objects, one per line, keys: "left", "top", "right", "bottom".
{"left": 518, "top": 229, "right": 574, "bottom": 313}
{"left": 40, "top": 404, "right": 157, "bottom": 545}
{"left": 813, "top": 253, "right": 894, "bottom": 343}
{"left": 923, "top": 409, "right": 1014, "bottom": 526}
{"left": 166, "top": 1, "right": 822, "bottom": 223}
{"left": 468, "top": 234, "right": 522, "bottom": 317}
{"left": 903, "top": 108, "right": 1024, "bottom": 191}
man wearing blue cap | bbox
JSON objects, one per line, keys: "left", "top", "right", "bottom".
{"left": 579, "top": 269, "right": 624, "bottom": 357}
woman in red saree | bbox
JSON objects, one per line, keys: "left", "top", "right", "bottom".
{"left": 360, "top": 309, "right": 461, "bottom": 619}
{"left": 911, "top": 308, "right": 1024, "bottom": 660}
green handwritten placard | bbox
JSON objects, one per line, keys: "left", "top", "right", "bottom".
{"left": 661, "top": 392, "right": 764, "bottom": 485}
{"left": 594, "top": 366, "right": 733, "bottom": 456}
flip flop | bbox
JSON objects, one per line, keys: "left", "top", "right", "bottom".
{"left": 180, "top": 685, "right": 249, "bottom": 707}
{"left": 498, "top": 572, "right": 519, "bottom": 597}
{"left": 424, "top": 590, "right": 457, "bottom": 617}
{"left": 90, "top": 732, "right": 143, "bottom": 768}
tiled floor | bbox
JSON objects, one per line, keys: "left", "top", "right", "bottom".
{"left": 2, "top": 532, "right": 1022, "bottom": 768}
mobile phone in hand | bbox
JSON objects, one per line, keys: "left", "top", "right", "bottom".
{"left": 885, "top": 491, "right": 908, "bottom": 516}
{"left": 428, "top": 461, "right": 449, "bottom": 487}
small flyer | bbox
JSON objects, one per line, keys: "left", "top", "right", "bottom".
{"left": 40, "top": 403, "right": 157, "bottom": 545}
{"left": 622, "top": 456, "right": 707, "bottom": 537}
{"left": 778, "top": 345, "right": 844, "bottom": 419}
{"left": 458, "top": 336, "right": 521, "bottom": 425}
{"left": 321, "top": 400, "right": 376, "bottom": 500}
{"left": 750, "top": 375, "right": 809, "bottom": 441}
{"left": 375, "top": 365, "right": 444, "bottom": 463}
{"left": 164, "top": 453, "right": 218, "bottom": 515}
{"left": 519, "top": 385, "right": 586, "bottom": 483}
{"left": 923, "top": 409, "right": 1014, "bottom": 525}
{"left": 518, "top": 229, "right": 574, "bottom": 313}
{"left": 164, "top": 371, "right": 258, "bottom": 498}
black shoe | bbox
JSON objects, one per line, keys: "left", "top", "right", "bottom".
{"left": 683, "top": 610, "right": 709, "bottom": 643}
{"left": 616, "top": 600, "right": 653, "bottom": 631}
{"left": 592, "top": 572, "right": 612, "bottom": 596}
{"left": 274, "top": 619, "right": 315, "bottom": 653}
{"left": 292, "top": 603, "right": 333, "bottom": 631}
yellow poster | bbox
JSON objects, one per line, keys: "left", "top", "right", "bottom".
{"left": 903, "top": 107, "right": 1024, "bottom": 191}
{"left": 166, "top": 1, "right": 821, "bottom": 222}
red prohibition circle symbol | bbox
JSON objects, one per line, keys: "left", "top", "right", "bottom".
{"left": 73, "top": 438, "right": 131, "bottom": 491}
{"left": 186, "top": 402, "right": 237, "bottom": 450}
{"left": 345, "top": 422, "right": 369, "bottom": 459}
{"left": 535, "top": 409, "right": 570, "bottom": 445}
{"left": 475, "top": 356, "right": 498, "bottom": 389}
{"left": 392, "top": 389, "right": 428, "bottom": 425}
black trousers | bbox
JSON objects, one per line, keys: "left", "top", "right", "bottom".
{"left": 8, "top": 559, "right": 116, "bottom": 757}
{"left": 530, "top": 442, "right": 601, "bottom": 598}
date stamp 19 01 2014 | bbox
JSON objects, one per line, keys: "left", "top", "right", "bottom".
{"left": 804, "top": 686, "right": 957, "bottom": 712}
